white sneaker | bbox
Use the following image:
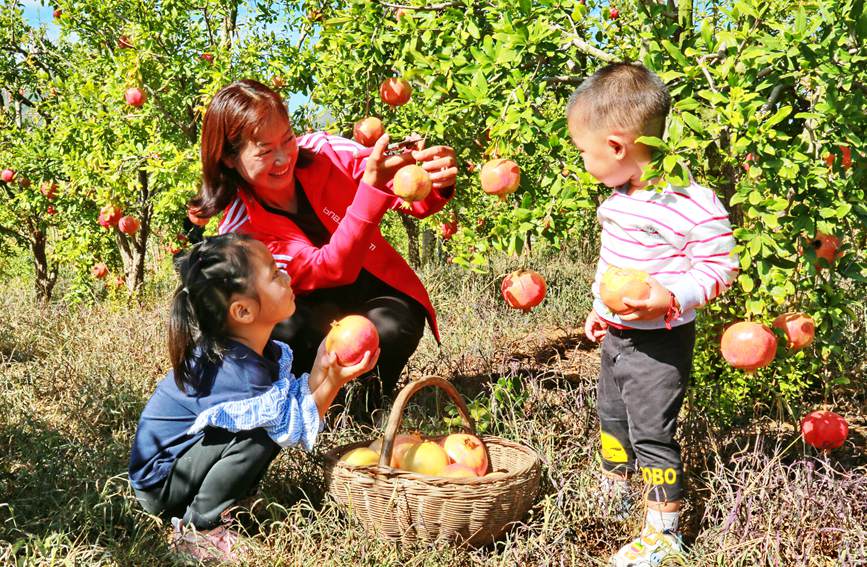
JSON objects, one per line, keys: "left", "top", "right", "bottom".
{"left": 609, "top": 528, "right": 685, "bottom": 566}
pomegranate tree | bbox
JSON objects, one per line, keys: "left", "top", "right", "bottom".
{"left": 325, "top": 314, "right": 379, "bottom": 366}
{"left": 501, "top": 269, "right": 547, "bottom": 312}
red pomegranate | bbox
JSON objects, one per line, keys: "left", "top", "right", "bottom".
{"left": 98, "top": 205, "right": 123, "bottom": 228}
{"left": 441, "top": 433, "right": 489, "bottom": 476}
{"left": 91, "top": 263, "right": 109, "bottom": 279}
{"left": 40, "top": 181, "right": 58, "bottom": 200}
{"left": 352, "top": 117, "right": 384, "bottom": 146}
{"left": 124, "top": 87, "right": 147, "bottom": 107}
{"left": 118, "top": 215, "right": 140, "bottom": 234}
{"left": 804, "top": 232, "right": 840, "bottom": 269}
{"left": 480, "top": 159, "right": 521, "bottom": 200}
{"left": 1, "top": 169, "right": 15, "bottom": 183}
{"left": 720, "top": 321, "right": 777, "bottom": 371}
{"left": 441, "top": 218, "right": 458, "bottom": 240}
{"left": 801, "top": 410, "right": 848, "bottom": 450}
{"left": 501, "top": 269, "right": 547, "bottom": 312}
{"left": 393, "top": 164, "right": 432, "bottom": 209}
{"left": 325, "top": 315, "right": 380, "bottom": 366}
{"left": 772, "top": 312, "right": 815, "bottom": 350}
{"left": 379, "top": 78, "right": 412, "bottom": 107}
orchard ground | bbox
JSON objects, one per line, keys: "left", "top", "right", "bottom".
{"left": 1, "top": 246, "right": 865, "bottom": 566}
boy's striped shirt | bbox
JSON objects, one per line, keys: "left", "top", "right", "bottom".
{"left": 592, "top": 181, "right": 738, "bottom": 330}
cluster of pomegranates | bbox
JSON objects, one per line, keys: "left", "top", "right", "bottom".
{"left": 340, "top": 431, "right": 500, "bottom": 479}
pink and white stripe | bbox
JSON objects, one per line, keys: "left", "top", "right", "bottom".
{"left": 592, "top": 181, "right": 738, "bottom": 330}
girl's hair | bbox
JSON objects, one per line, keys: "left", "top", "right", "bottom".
{"left": 190, "top": 79, "right": 315, "bottom": 218}
{"left": 168, "top": 232, "right": 259, "bottom": 391}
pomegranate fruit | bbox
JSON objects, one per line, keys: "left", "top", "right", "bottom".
{"left": 40, "top": 181, "right": 58, "bottom": 200}
{"left": 772, "top": 312, "right": 815, "bottom": 350}
{"left": 118, "top": 215, "right": 140, "bottom": 235}
{"left": 401, "top": 441, "right": 448, "bottom": 476}
{"left": 325, "top": 314, "right": 379, "bottom": 366}
{"left": 91, "top": 263, "right": 109, "bottom": 279}
{"left": 720, "top": 321, "right": 777, "bottom": 371}
{"left": 369, "top": 432, "right": 422, "bottom": 468}
{"left": 201, "top": 52, "right": 214, "bottom": 63}
{"left": 804, "top": 232, "right": 840, "bottom": 268}
{"left": 599, "top": 266, "right": 651, "bottom": 314}
{"left": 800, "top": 410, "right": 848, "bottom": 450}
{"left": 480, "top": 159, "right": 521, "bottom": 200}
{"left": 124, "top": 87, "right": 147, "bottom": 108}
{"left": 393, "top": 164, "right": 432, "bottom": 209}
{"left": 352, "top": 117, "right": 384, "bottom": 147}
{"left": 379, "top": 78, "right": 412, "bottom": 106}
{"left": 98, "top": 205, "right": 123, "bottom": 228}
{"left": 1, "top": 169, "right": 15, "bottom": 183}
{"left": 117, "top": 35, "right": 133, "bottom": 49}
{"left": 441, "top": 219, "right": 458, "bottom": 240}
{"left": 440, "top": 463, "right": 478, "bottom": 478}
{"left": 442, "top": 433, "right": 489, "bottom": 476}
{"left": 501, "top": 269, "right": 547, "bottom": 312}
{"left": 340, "top": 447, "right": 380, "bottom": 467}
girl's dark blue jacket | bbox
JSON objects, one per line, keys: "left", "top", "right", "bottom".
{"left": 128, "top": 340, "right": 281, "bottom": 491}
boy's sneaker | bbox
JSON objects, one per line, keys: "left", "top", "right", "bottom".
{"left": 609, "top": 527, "right": 685, "bottom": 567}
{"left": 169, "top": 517, "right": 245, "bottom": 564}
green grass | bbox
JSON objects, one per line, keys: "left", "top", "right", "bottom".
{"left": 1, "top": 249, "right": 865, "bottom": 566}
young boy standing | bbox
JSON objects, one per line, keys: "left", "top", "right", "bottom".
{"left": 566, "top": 63, "right": 738, "bottom": 566}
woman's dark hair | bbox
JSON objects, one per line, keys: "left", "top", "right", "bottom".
{"left": 168, "top": 232, "right": 259, "bottom": 391}
{"left": 190, "top": 79, "right": 315, "bottom": 218}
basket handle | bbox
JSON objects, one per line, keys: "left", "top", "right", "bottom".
{"left": 378, "top": 375, "right": 476, "bottom": 468}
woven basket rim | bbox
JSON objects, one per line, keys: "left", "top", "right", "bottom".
{"left": 324, "top": 434, "right": 540, "bottom": 485}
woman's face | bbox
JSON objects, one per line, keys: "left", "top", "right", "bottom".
{"left": 226, "top": 113, "right": 298, "bottom": 201}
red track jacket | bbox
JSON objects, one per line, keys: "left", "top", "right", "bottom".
{"left": 218, "top": 131, "right": 453, "bottom": 341}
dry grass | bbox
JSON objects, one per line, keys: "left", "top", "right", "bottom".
{"left": 1, "top": 249, "right": 865, "bottom": 566}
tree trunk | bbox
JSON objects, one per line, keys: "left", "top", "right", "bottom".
{"left": 31, "top": 229, "right": 57, "bottom": 303}
{"left": 118, "top": 169, "right": 152, "bottom": 291}
{"left": 420, "top": 227, "right": 436, "bottom": 266}
{"left": 400, "top": 215, "right": 420, "bottom": 269}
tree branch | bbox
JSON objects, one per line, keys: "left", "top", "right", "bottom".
{"left": 542, "top": 75, "right": 583, "bottom": 85}
{"left": 761, "top": 83, "right": 786, "bottom": 113}
{"left": 568, "top": 36, "right": 618, "bottom": 63}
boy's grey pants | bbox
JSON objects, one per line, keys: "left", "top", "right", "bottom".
{"left": 597, "top": 322, "right": 695, "bottom": 502}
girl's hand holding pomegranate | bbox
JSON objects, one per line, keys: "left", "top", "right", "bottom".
{"left": 308, "top": 339, "right": 380, "bottom": 418}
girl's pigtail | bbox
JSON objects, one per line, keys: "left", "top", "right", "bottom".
{"left": 168, "top": 284, "right": 197, "bottom": 391}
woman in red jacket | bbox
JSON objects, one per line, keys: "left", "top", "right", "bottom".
{"left": 189, "top": 80, "right": 457, "bottom": 416}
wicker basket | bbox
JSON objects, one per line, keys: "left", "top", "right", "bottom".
{"left": 324, "top": 376, "right": 541, "bottom": 547}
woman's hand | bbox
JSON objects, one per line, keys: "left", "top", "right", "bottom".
{"left": 362, "top": 134, "right": 458, "bottom": 191}
{"left": 411, "top": 144, "right": 458, "bottom": 190}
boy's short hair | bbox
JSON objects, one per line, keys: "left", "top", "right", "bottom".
{"left": 567, "top": 62, "right": 671, "bottom": 138}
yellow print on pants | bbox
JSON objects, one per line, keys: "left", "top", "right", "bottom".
{"left": 641, "top": 467, "right": 678, "bottom": 485}
{"left": 600, "top": 431, "right": 628, "bottom": 463}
